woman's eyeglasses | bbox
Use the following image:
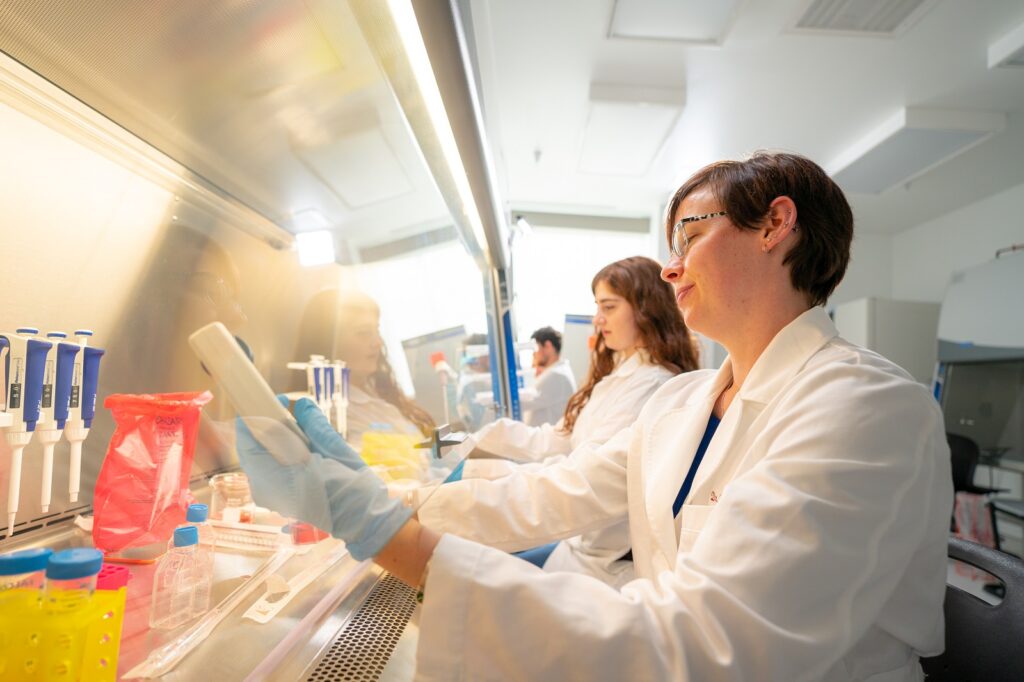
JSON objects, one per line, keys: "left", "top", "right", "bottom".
{"left": 670, "top": 211, "right": 728, "bottom": 259}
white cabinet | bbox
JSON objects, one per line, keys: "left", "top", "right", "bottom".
{"left": 833, "top": 297, "right": 941, "bottom": 385}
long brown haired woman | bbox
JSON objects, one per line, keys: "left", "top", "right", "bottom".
{"left": 295, "top": 289, "right": 434, "bottom": 449}
{"left": 414, "top": 255, "right": 699, "bottom": 587}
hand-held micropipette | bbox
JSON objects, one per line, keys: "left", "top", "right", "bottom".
{"left": 1, "top": 328, "right": 53, "bottom": 536}
{"left": 36, "top": 332, "right": 81, "bottom": 513}
{"left": 62, "top": 331, "right": 104, "bottom": 504}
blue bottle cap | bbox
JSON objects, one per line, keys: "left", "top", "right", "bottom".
{"left": 46, "top": 548, "right": 103, "bottom": 580}
{"left": 16, "top": 327, "right": 39, "bottom": 335}
{"left": 73, "top": 330, "right": 94, "bottom": 337}
{"left": 0, "top": 548, "right": 54, "bottom": 575}
{"left": 186, "top": 504, "right": 209, "bottom": 523}
{"left": 173, "top": 526, "right": 199, "bottom": 547}
{"left": 46, "top": 331, "right": 68, "bottom": 338}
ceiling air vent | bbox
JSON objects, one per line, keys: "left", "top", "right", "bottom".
{"left": 793, "top": 0, "right": 936, "bottom": 36}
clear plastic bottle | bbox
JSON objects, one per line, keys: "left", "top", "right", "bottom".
{"left": 150, "top": 526, "right": 212, "bottom": 629}
{"left": 44, "top": 548, "right": 103, "bottom": 614}
{"left": 186, "top": 503, "right": 216, "bottom": 587}
{"left": 186, "top": 504, "right": 215, "bottom": 547}
{"left": 0, "top": 548, "right": 53, "bottom": 612}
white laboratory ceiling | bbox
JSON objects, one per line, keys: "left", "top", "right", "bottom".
{"left": 465, "top": 0, "right": 1024, "bottom": 234}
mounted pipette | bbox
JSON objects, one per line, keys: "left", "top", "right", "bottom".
{"left": 62, "top": 331, "right": 104, "bottom": 504}
{"left": 35, "top": 332, "right": 81, "bottom": 513}
{"left": 1, "top": 328, "right": 53, "bottom": 536}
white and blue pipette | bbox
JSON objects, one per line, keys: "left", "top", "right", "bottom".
{"left": 1, "top": 327, "right": 53, "bottom": 536}
{"left": 332, "top": 361, "right": 348, "bottom": 439}
{"left": 62, "top": 331, "right": 104, "bottom": 504}
{"left": 35, "top": 331, "right": 82, "bottom": 513}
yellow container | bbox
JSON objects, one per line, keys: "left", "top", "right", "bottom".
{"left": 0, "top": 586, "right": 126, "bottom": 681}
{"left": 360, "top": 431, "right": 423, "bottom": 481}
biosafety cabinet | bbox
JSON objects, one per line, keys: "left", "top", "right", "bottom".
{"left": 0, "top": 1, "right": 511, "bottom": 678}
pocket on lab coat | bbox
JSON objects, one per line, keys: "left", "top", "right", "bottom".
{"left": 676, "top": 504, "right": 714, "bottom": 554}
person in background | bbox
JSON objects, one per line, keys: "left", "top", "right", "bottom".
{"left": 455, "top": 333, "right": 493, "bottom": 432}
{"left": 520, "top": 326, "right": 576, "bottom": 426}
{"left": 237, "top": 151, "right": 952, "bottom": 680}
{"left": 415, "top": 256, "right": 700, "bottom": 586}
{"left": 294, "top": 289, "right": 434, "bottom": 449}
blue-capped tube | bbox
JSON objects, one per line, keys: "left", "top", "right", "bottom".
{"left": 1, "top": 328, "right": 53, "bottom": 536}
{"left": 62, "top": 331, "right": 103, "bottom": 504}
{"left": 36, "top": 333, "right": 80, "bottom": 513}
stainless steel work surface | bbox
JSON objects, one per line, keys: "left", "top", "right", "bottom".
{"left": 0, "top": 518, "right": 421, "bottom": 680}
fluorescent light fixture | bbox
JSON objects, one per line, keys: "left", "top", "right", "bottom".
{"left": 579, "top": 83, "right": 685, "bottom": 177}
{"left": 608, "top": 0, "right": 742, "bottom": 44}
{"left": 384, "top": 0, "right": 491, "bottom": 259}
{"left": 295, "top": 230, "right": 336, "bottom": 267}
{"left": 989, "top": 20, "right": 1024, "bottom": 69}
{"left": 828, "top": 107, "right": 1006, "bottom": 194}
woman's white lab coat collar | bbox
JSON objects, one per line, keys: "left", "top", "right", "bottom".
{"left": 726, "top": 306, "right": 838, "bottom": 405}
{"left": 612, "top": 348, "right": 652, "bottom": 376}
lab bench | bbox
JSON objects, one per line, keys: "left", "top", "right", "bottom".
{"left": 2, "top": 514, "right": 421, "bottom": 681}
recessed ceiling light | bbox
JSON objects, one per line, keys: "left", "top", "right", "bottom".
{"left": 608, "top": 0, "right": 743, "bottom": 44}
{"left": 578, "top": 83, "right": 685, "bottom": 177}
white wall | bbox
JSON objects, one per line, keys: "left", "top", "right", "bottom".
{"left": 831, "top": 231, "right": 893, "bottom": 305}
{"left": 510, "top": 226, "right": 653, "bottom": 338}
{"left": 354, "top": 242, "right": 488, "bottom": 394}
{"left": 892, "top": 180, "right": 1024, "bottom": 303}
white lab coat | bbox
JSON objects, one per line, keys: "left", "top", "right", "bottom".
{"left": 419, "top": 351, "right": 675, "bottom": 586}
{"left": 519, "top": 358, "right": 577, "bottom": 426}
{"left": 415, "top": 307, "right": 952, "bottom": 681}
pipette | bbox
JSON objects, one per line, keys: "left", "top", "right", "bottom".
{"left": 62, "top": 331, "right": 105, "bottom": 504}
{"left": 35, "top": 332, "right": 81, "bottom": 513}
{"left": 1, "top": 328, "right": 53, "bottom": 536}
{"left": 332, "top": 361, "right": 348, "bottom": 438}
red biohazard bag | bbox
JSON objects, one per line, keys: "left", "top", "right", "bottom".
{"left": 92, "top": 391, "right": 212, "bottom": 554}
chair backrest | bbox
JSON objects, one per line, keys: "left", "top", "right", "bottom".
{"left": 947, "top": 432, "right": 981, "bottom": 493}
{"left": 920, "top": 537, "right": 1024, "bottom": 681}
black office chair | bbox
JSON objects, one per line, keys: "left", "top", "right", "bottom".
{"left": 920, "top": 538, "right": 1024, "bottom": 681}
{"left": 989, "top": 499, "right": 1024, "bottom": 554}
{"left": 948, "top": 432, "right": 1024, "bottom": 553}
{"left": 948, "top": 433, "right": 1003, "bottom": 496}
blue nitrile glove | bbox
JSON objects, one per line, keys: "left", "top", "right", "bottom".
{"left": 235, "top": 414, "right": 333, "bottom": 532}
{"left": 238, "top": 402, "right": 412, "bottom": 560}
{"left": 289, "top": 396, "right": 366, "bottom": 471}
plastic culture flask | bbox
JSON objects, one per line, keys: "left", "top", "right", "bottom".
{"left": 150, "top": 526, "right": 211, "bottom": 629}
{"left": 0, "top": 548, "right": 53, "bottom": 612}
{"left": 186, "top": 503, "right": 216, "bottom": 577}
{"left": 186, "top": 504, "right": 216, "bottom": 548}
{"left": 44, "top": 549, "right": 102, "bottom": 614}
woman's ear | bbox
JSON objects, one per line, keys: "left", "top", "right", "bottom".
{"left": 762, "top": 196, "right": 798, "bottom": 254}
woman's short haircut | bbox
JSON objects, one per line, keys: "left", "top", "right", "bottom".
{"left": 665, "top": 151, "right": 854, "bottom": 307}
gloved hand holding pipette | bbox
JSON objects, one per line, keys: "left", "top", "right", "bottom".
{"left": 235, "top": 396, "right": 411, "bottom": 561}
{"left": 290, "top": 397, "right": 365, "bottom": 471}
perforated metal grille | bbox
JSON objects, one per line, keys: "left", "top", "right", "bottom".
{"left": 306, "top": 574, "right": 417, "bottom": 682}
